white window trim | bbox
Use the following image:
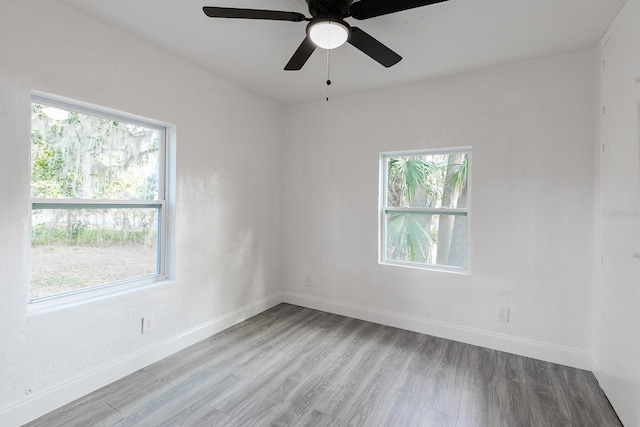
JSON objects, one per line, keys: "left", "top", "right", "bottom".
{"left": 28, "top": 91, "right": 174, "bottom": 311}
{"left": 379, "top": 146, "right": 472, "bottom": 274}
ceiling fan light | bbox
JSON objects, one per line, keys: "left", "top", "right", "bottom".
{"left": 308, "top": 20, "right": 349, "bottom": 49}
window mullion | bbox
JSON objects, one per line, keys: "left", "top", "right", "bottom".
{"left": 383, "top": 207, "right": 468, "bottom": 215}
{"left": 32, "top": 200, "right": 162, "bottom": 210}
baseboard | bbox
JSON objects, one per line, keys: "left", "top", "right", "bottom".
{"left": 282, "top": 291, "right": 592, "bottom": 370}
{"left": 592, "top": 357, "right": 603, "bottom": 382}
{"left": 0, "top": 292, "right": 283, "bottom": 427}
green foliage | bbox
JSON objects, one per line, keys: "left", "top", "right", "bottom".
{"left": 32, "top": 223, "right": 151, "bottom": 247}
{"left": 30, "top": 102, "right": 160, "bottom": 200}
{"left": 387, "top": 157, "right": 437, "bottom": 205}
{"left": 447, "top": 153, "right": 468, "bottom": 194}
{"left": 386, "top": 213, "right": 434, "bottom": 262}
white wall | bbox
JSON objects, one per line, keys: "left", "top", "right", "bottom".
{"left": 596, "top": 0, "right": 640, "bottom": 424}
{"left": 282, "top": 50, "right": 598, "bottom": 368}
{"left": 0, "top": 0, "right": 283, "bottom": 424}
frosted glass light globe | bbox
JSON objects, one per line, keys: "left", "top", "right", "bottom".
{"left": 308, "top": 21, "right": 349, "bottom": 49}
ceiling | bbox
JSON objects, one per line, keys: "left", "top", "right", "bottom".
{"left": 58, "top": 0, "right": 626, "bottom": 106}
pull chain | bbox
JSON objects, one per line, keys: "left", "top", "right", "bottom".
{"left": 326, "top": 48, "right": 331, "bottom": 101}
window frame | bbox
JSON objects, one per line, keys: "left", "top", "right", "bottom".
{"left": 28, "top": 92, "right": 172, "bottom": 306}
{"left": 379, "top": 146, "right": 472, "bottom": 273}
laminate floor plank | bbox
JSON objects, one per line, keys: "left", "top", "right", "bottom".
{"left": 158, "top": 407, "right": 232, "bottom": 427}
{"left": 100, "top": 370, "right": 159, "bottom": 411}
{"left": 26, "top": 304, "right": 621, "bottom": 427}
{"left": 268, "top": 376, "right": 337, "bottom": 427}
{"left": 551, "top": 364, "right": 619, "bottom": 427}
{"left": 492, "top": 378, "right": 532, "bottom": 427}
{"left": 522, "top": 356, "right": 556, "bottom": 388}
{"left": 211, "top": 312, "right": 352, "bottom": 418}
{"left": 141, "top": 341, "right": 246, "bottom": 389}
{"left": 495, "top": 351, "right": 526, "bottom": 384}
{"left": 229, "top": 309, "right": 329, "bottom": 379}
{"left": 344, "top": 329, "right": 430, "bottom": 424}
{"left": 421, "top": 340, "right": 470, "bottom": 418}
{"left": 211, "top": 333, "right": 334, "bottom": 416}
{"left": 141, "top": 311, "right": 277, "bottom": 380}
{"left": 262, "top": 302, "right": 306, "bottom": 318}
{"left": 316, "top": 320, "right": 383, "bottom": 381}
{"left": 218, "top": 370, "right": 316, "bottom": 426}
{"left": 418, "top": 408, "right": 458, "bottom": 427}
{"left": 379, "top": 371, "right": 436, "bottom": 427}
{"left": 23, "top": 370, "right": 156, "bottom": 427}
{"left": 215, "top": 306, "right": 316, "bottom": 359}
{"left": 110, "top": 397, "right": 234, "bottom": 427}
{"left": 338, "top": 362, "right": 398, "bottom": 425}
{"left": 527, "top": 382, "right": 573, "bottom": 427}
{"left": 408, "top": 335, "right": 452, "bottom": 378}
{"left": 24, "top": 400, "right": 120, "bottom": 427}
{"left": 118, "top": 338, "right": 254, "bottom": 416}
{"left": 581, "top": 371, "right": 624, "bottom": 427}
{"left": 292, "top": 316, "right": 362, "bottom": 376}
{"left": 318, "top": 326, "right": 399, "bottom": 420}
{"left": 226, "top": 373, "right": 335, "bottom": 427}
{"left": 109, "top": 373, "right": 238, "bottom": 427}
{"left": 307, "top": 317, "right": 369, "bottom": 375}
{"left": 456, "top": 347, "right": 498, "bottom": 427}
{"left": 146, "top": 305, "right": 305, "bottom": 377}
{"left": 299, "top": 409, "right": 347, "bottom": 427}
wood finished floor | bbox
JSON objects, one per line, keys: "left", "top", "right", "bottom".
{"left": 26, "top": 304, "right": 622, "bottom": 427}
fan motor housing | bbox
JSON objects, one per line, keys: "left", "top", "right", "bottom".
{"left": 306, "top": 0, "right": 353, "bottom": 18}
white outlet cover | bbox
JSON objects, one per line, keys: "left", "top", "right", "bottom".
{"left": 142, "top": 316, "right": 155, "bottom": 334}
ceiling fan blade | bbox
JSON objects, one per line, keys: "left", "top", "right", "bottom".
{"left": 348, "top": 27, "right": 402, "bottom": 68}
{"left": 203, "top": 7, "right": 306, "bottom": 22}
{"left": 349, "top": 0, "right": 448, "bottom": 20}
{"left": 284, "top": 37, "right": 317, "bottom": 70}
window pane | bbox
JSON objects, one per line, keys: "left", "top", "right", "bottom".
{"left": 385, "top": 153, "right": 468, "bottom": 209}
{"left": 30, "top": 207, "right": 160, "bottom": 300}
{"left": 385, "top": 212, "right": 467, "bottom": 269}
{"left": 31, "top": 103, "right": 160, "bottom": 200}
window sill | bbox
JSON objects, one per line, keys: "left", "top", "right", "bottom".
{"left": 379, "top": 260, "right": 470, "bottom": 275}
{"left": 27, "top": 276, "right": 172, "bottom": 316}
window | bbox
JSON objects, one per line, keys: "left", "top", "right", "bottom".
{"left": 380, "top": 147, "right": 470, "bottom": 272}
{"left": 29, "top": 93, "right": 171, "bottom": 302}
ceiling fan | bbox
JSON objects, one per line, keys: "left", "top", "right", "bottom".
{"left": 203, "top": 0, "right": 449, "bottom": 71}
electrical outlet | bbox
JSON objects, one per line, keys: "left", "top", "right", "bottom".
{"left": 141, "top": 316, "right": 155, "bottom": 334}
{"left": 497, "top": 306, "right": 509, "bottom": 323}
{"left": 305, "top": 276, "right": 312, "bottom": 287}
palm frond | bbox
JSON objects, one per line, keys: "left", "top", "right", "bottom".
{"left": 447, "top": 153, "right": 468, "bottom": 193}
{"left": 387, "top": 157, "right": 437, "bottom": 205}
{"left": 387, "top": 213, "right": 434, "bottom": 262}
